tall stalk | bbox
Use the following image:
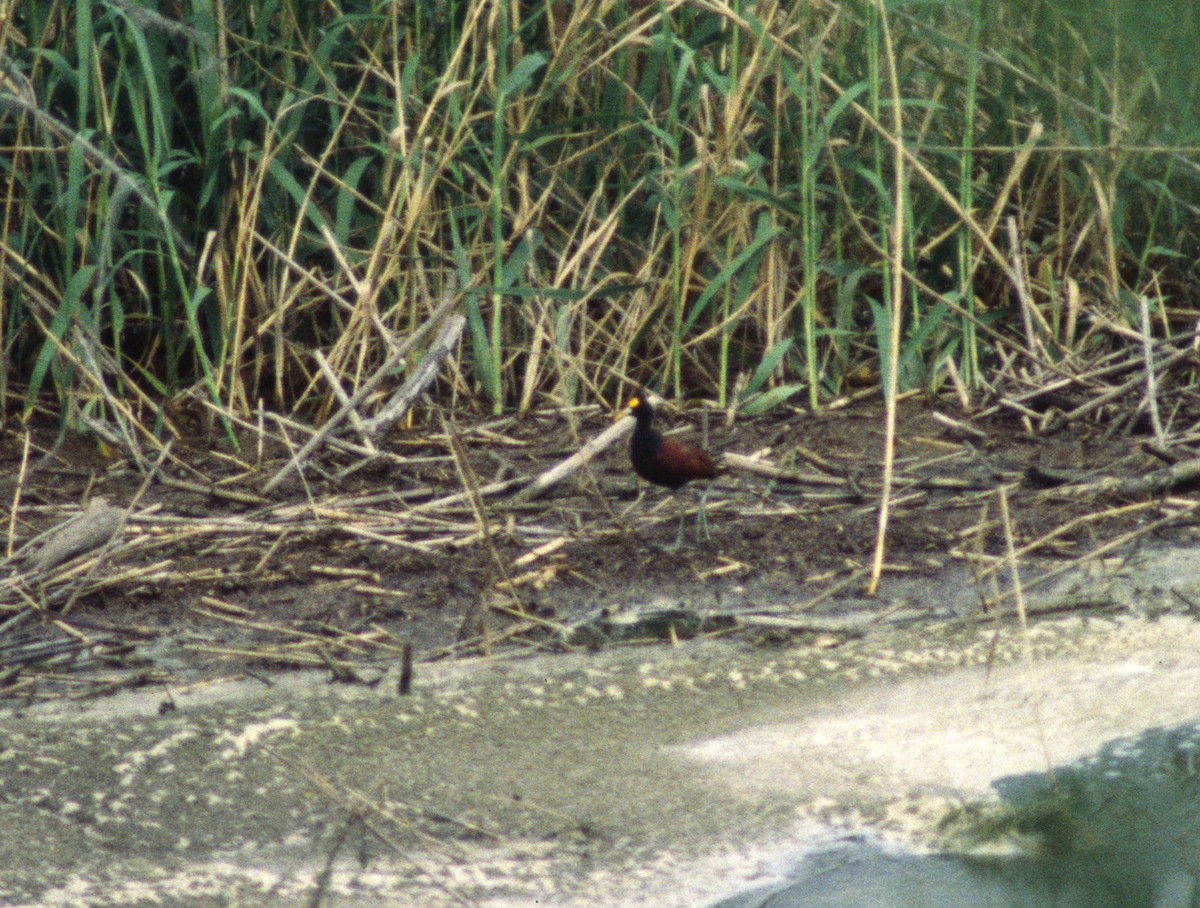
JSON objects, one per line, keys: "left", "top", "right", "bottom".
{"left": 488, "top": 0, "right": 510, "bottom": 414}
{"left": 957, "top": 0, "right": 984, "bottom": 386}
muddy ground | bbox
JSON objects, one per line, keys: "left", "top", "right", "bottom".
{"left": 0, "top": 397, "right": 1194, "bottom": 702}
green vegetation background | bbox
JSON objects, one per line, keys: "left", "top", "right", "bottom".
{"left": 2, "top": 0, "right": 1198, "bottom": 433}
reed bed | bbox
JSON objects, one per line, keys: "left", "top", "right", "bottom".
{"left": 2, "top": 0, "right": 1197, "bottom": 432}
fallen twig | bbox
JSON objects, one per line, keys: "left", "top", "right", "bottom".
{"left": 513, "top": 414, "right": 632, "bottom": 503}
{"left": 721, "top": 452, "right": 838, "bottom": 486}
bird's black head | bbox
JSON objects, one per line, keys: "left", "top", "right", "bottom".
{"left": 627, "top": 394, "right": 654, "bottom": 422}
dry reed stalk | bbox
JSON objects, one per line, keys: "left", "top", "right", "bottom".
{"left": 264, "top": 287, "right": 461, "bottom": 492}
{"left": 313, "top": 349, "right": 377, "bottom": 449}
{"left": 1136, "top": 293, "right": 1165, "bottom": 445}
{"left": 361, "top": 315, "right": 467, "bottom": 437}
{"left": 872, "top": 1, "right": 912, "bottom": 604}
{"left": 514, "top": 411, "right": 632, "bottom": 503}
{"left": 183, "top": 646, "right": 329, "bottom": 667}
{"left": 1006, "top": 216, "right": 1052, "bottom": 367}
{"left": 5, "top": 430, "right": 32, "bottom": 560}
{"left": 998, "top": 485, "right": 1056, "bottom": 771}
{"left": 720, "top": 452, "right": 838, "bottom": 486}
{"left": 157, "top": 476, "right": 268, "bottom": 506}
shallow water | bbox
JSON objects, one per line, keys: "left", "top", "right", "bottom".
{"left": 6, "top": 546, "right": 1200, "bottom": 906}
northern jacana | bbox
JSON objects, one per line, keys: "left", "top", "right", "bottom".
{"left": 625, "top": 394, "right": 717, "bottom": 546}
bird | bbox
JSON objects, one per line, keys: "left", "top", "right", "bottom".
{"left": 625, "top": 393, "right": 718, "bottom": 547}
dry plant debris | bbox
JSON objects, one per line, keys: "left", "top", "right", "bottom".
{"left": 6, "top": 329, "right": 1200, "bottom": 705}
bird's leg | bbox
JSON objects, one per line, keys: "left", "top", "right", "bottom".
{"left": 696, "top": 486, "right": 711, "bottom": 541}
{"left": 671, "top": 492, "right": 687, "bottom": 549}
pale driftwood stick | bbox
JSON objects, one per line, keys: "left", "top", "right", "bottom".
{"left": 931, "top": 411, "right": 988, "bottom": 440}
{"left": 264, "top": 287, "right": 460, "bottom": 492}
{"left": 313, "top": 350, "right": 376, "bottom": 451}
{"left": 27, "top": 497, "right": 125, "bottom": 573}
{"left": 360, "top": 314, "right": 466, "bottom": 437}
{"left": 513, "top": 415, "right": 633, "bottom": 504}
{"left": 59, "top": 441, "right": 174, "bottom": 615}
{"left": 720, "top": 452, "right": 840, "bottom": 487}
{"left": 1056, "top": 456, "right": 1200, "bottom": 498}
{"left": 1137, "top": 293, "right": 1165, "bottom": 445}
{"left": 410, "top": 476, "right": 531, "bottom": 513}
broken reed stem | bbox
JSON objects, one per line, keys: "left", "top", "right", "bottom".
{"left": 5, "top": 429, "right": 32, "bottom": 559}
{"left": 264, "top": 287, "right": 460, "bottom": 492}
{"left": 361, "top": 314, "right": 466, "bottom": 437}
{"left": 866, "top": 0, "right": 907, "bottom": 598}
{"left": 1137, "top": 292, "right": 1164, "bottom": 445}
{"left": 1006, "top": 215, "right": 1051, "bottom": 367}
{"left": 313, "top": 349, "right": 377, "bottom": 450}
{"left": 439, "top": 412, "right": 524, "bottom": 615}
{"left": 514, "top": 412, "right": 632, "bottom": 503}
{"left": 997, "top": 485, "right": 1055, "bottom": 774}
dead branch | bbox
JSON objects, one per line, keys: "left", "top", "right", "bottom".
{"left": 513, "top": 414, "right": 633, "bottom": 503}
{"left": 264, "top": 288, "right": 460, "bottom": 492}
{"left": 360, "top": 315, "right": 466, "bottom": 438}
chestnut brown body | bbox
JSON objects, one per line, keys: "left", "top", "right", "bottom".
{"left": 626, "top": 394, "right": 718, "bottom": 546}
{"left": 630, "top": 414, "right": 717, "bottom": 488}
